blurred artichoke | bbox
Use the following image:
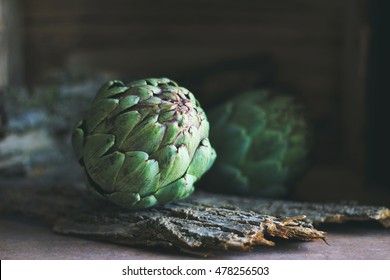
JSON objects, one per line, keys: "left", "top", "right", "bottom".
{"left": 205, "top": 89, "right": 309, "bottom": 198}
{"left": 72, "top": 78, "right": 216, "bottom": 209}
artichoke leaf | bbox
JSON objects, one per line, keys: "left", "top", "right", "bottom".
{"left": 94, "top": 111, "right": 142, "bottom": 148}
{"left": 83, "top": 134, "right": 116, "bottom": 161}
{"left": 86, "top": 151, "right": 125, "bottom": 193}
{"left": 231, "top": 102, "right": 266, "bottom": 136}
{"left": 120, "top": 115, "right": 166, "bottom": 154}
{"left": 106, "top": 95, "right": 140, "bottom": 119}
{"left": 95, "top": 80, "right": 127, "bottom": 100}
{"left": 187, "top": 138, "right": 217, "bottom": 179}
{"left": 132, "top": 195, "right": 159, "bottom": 209}
{"left": 85, "top": 98, "right": 119, "bottom": 133}
{"left": 154, "top": 144, "right": 191, "bottom": 187}
{"left": 249, "top": 130, "right": 287, "bottom": 162}
{"left": 114, "top": 151, "right": 160, "bottom": 196}
{"left": 107, "top": 191, "right": 141, "bottom": 209}
{"left": 154, "top": 174, "right": 196, "bottom": 204}
{"left": 160, "top": 121, "right": 180, "bottom": 147}
{"left": 173, "top": 127, "right": 200, "bottom": 158}
{"left": 83, "top": 134, "right": 126, "bottom": 193}
{"left": 245, "top": 159, "right": 287, "bottom": 187}
{"left": 216, "top": 163, "right": 249, "bottom": 193}
{"left": 71, "top": 120, "right": 84, "bottom": 162}
{"left": 213, "top": 123, "right": 251, "bottom": 164}
{"left": 130, "top": 86, "right": 156, "bottom": 101}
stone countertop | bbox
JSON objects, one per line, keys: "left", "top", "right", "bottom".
{"left": 1, "top": 216, "right": 389, "bottom": 260}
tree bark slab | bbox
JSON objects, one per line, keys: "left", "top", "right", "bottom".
{"left": 190, "top": 192, "right": 390, "bottom": 228}
{"left": 1, "top": 181, "right": 388, "bottom": 255}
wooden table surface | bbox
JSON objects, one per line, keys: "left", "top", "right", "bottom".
{"left": 1, "top": 215, "right": 389, "bottom": 260}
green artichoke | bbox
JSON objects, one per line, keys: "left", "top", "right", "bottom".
{"left": 205, "top": 89, "right": 309, "bottom": 198}
{"left": 72, "top": 77, "right": 216, "bottom": 209}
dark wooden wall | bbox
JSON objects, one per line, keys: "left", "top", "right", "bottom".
{"left": 23, "top": 0, "right": 345, "bottom": 99}
{"left": 21, "top": 0, "right": 351, "bottom": 148}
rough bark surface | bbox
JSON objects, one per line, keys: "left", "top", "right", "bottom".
{"left": 190, "top": 192, "right": 390, "bottom": 228}
{"left": 0, "top": 181, "right": 327, "bottom": 255}
{"left": 1, "top": 181, "right": 389, "bottom": 255}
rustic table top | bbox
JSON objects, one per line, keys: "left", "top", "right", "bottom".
{"left": 1, "top": 215, "right": 389, "bottom": 260}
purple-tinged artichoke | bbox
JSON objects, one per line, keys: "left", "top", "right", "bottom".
{"left": 72, "top": 78, "right": 216, "bottom": 209}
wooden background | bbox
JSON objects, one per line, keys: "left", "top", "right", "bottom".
{"left": 3, "top": 0, "right": 385, "bottom": 204}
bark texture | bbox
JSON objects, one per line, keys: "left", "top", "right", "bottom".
{"left": 1, "top": 181, "right": 389, "bottom": 255}
{"left": 0, "top": 181, "right": 327, "bottom": 255}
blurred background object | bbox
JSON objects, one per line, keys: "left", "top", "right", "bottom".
{"left": 203, "top": 89, "right": 310, "bottom": 198}
{"left": 0, "top": 0, "right": 388, "bottom": 204}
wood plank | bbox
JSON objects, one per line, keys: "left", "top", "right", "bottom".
{"left": 340, "top": 0, "right": 367, "bottom": 174}
{"left": 0, "top": 0, "right": 24, "bottom": 86}
{"left": 30, "top": 46, "right": 340, "bottom": 80}
{"left": 24, "top": 23, "right": 342, "bottom": 41}
{"left": 24, "top": 11, "right": 343, "bottom": 25}
{"left": 0, "top": 0, "right": 8, "bottom": 88}
{"left": 21, "top": 0, "right": 347, "bottom": 89}
{"left": 24, "top": 0, "right": 344, "bottom": 15}
{"left": 0, "top": 0, "right": 7, "bottom": 137}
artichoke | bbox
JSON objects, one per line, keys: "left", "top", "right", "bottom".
{"left": 205, "top": 89, "right": 309, "bottom": 198}
{"left": 72, "top": 77, "right": 216, "bottom": 209}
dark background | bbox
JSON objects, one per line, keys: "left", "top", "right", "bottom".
{"left": 1, "top": 0, "right": 389, "bottom": 204}
{"left": 367, "top": 0, "right": 390, "bottom": 191}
